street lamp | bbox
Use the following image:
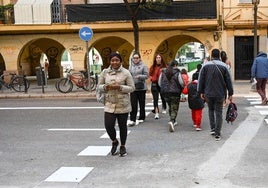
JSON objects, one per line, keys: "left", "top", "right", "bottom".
{"left": 252, "top": 0, "right": 260, "bottom": 58}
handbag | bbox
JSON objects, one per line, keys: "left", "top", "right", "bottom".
{"left": 135, "top": 81, "right": 144, "bottom": 90}
{"left": 96, "top": 86, "right": 106, "bottom": 104}
{"left": 225, "top": 102, "right": 238, "bottom": 124}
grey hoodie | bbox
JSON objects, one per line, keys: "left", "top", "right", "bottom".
{"left": 129, "top": 60, "right": 149, "bottom": 91}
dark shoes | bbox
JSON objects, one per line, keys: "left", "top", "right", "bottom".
{"left": 210, "top": 130, "right": 216, "bottom": 136}
{"left": 111, "top": 140, "right": 119, "bottom": 155}
{"left": 111, "top": 140, "right": 127, "bottom": 157}
{"left": 215, "top": 135, "right": 221, "bottom": 141}
{"left": 119, "top": 146, "right": 127, "bottom": 157}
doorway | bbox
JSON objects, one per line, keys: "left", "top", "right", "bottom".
{"left": 235, "top": 36, "right": 258, "bottom": 80}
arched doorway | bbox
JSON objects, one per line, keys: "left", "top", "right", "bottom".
{"left": 155, "top": 35, "right": 208, "bottom": 64}
{"left": 18, "top": 38, "right": 66, "bottom": 79}
{"left": 0, "top": 53, "right": 6, "bottom": 76}
{"left": 90, "top": 36, "right": 134, "bottom": 70}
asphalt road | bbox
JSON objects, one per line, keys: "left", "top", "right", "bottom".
{"left": 0, "top": 97, "right": 267, "bottom": 188}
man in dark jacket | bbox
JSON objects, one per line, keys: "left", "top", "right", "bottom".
{"left": 198, "top": 49, "right": 233, "bottom": 141}
{"left": 251, "top": 51, "right": 268, "bottom": 105}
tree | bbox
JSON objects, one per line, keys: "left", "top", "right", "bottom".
{"left": 123, "top": 0, "right": 172, "bottom": 53}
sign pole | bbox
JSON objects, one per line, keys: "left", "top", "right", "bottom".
{"left": 79, "top": 26, "right": 93, "bottom": 93}
{"left": 86, "top": 41, "right": 91, "bottom": 92}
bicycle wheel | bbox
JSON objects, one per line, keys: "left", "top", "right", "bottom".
{"left": 11, "top": 76, "right": 30, "bottom": 92}
{"left": 54, "top": 79, "right": 60, "bottom": 91}
{"left": 57, "top": 78, "right": 73, "bottom": 93}
{"left": 82, "top": 77, "right": 96, "bottom": 91}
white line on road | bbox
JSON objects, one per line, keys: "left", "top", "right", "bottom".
{"left": 46, "top": 128, "right": 106, "bottom": 131}
{"left": 195, "top": 106, "right": 264, "bottom": 187}
{"left": 0, "top": 107, "right": 104, "bottom": 110}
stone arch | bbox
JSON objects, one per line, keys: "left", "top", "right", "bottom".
{"left": 0, "top": 53, "right": 6, "bottom": 76}
{"left": 155, "top": 35, "right": 208, "bottom": 63}
{"left": 18, "top": 38, "right": 65, "bottom": 78}
{"left": 87, "top": 36, "right": 134, "bottom": 69}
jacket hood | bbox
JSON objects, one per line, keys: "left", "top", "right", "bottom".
{"left": 257, "top": 52, "right": 267, "bottom": 58}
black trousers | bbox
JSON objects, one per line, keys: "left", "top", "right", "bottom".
{"left": 151, "top": 83, "right": 166, "bottom": 112}
{"left": 130, "top": 90, "right": 146, "bottom": 121}
{"left": 104, "top": 112, "right": 128, "bottom": 145}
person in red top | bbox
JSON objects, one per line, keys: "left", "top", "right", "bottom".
{"left": 149, "top": 54, "right": 167, "bottom": 119}
{"left": 180, "top": 68, "right": 189, "bottom": 102}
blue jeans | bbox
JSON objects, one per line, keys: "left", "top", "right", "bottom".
{"left": 206, "top": 97, "right": 225, "bottom": 136}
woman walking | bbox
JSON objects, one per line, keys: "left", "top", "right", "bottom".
{"left": 159, "top": 60, "right": 183, "bottom": 132}
{"left": 149, "top": 54, "right": 167, "bottom": 119}
{"left": 128, "top": 52, "right": 149, "bottom": 126}
{"left": 97, "top": 52, "right": 135, "bottom": 156}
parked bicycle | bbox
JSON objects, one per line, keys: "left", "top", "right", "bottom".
{"left": 0, "top": 72, "right": 30, "bottom": 92}
{"left": 56, "top": 69, "right": 96, "bottom": 93}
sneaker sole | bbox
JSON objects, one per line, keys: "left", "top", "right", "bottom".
{"left": 119, "top": 153, "right": 127, "bottom": 157}
{"left": 210, "top": 131, "right": 216, "bottom": 135}
{"left": 111, "top": 151, "right": 118, "bottom": 156}
{"left": 168, "top": 122, "right": 174, "bottom": 132}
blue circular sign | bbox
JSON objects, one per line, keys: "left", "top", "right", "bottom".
{"left": 79, "top": 27, "right": 93, "bottom": 41}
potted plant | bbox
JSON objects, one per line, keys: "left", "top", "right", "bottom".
{"left": 0, "top": 5, "right": 5, "bottom": 23}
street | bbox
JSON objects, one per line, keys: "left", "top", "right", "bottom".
{"left": 0, "top": 96, "right": 267, "bottom": 188}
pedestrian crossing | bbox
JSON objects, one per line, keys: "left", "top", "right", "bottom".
{"left": 245, "top": 95, "right": 268, "bottom": 125}
{"left": 42, "top": 101, "right": 156, "bottom": 184}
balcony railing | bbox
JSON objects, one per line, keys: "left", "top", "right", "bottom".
{"left": 1, "top": 1, "right": 217, "bottom": 25}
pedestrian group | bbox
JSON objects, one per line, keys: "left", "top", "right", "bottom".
{"left": 97, "top": 48, "right": 234, "bottom": 157}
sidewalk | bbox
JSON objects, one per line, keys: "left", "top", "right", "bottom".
{"left": 0, "top": 78, "right": 257, "bottom": 99}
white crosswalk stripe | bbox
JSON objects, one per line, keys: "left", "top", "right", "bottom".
{"left": 245, "top": 95, "right": 268, "bottom": 125}
{"left": 43, "top": 101, "right": 159, "bottom": 183}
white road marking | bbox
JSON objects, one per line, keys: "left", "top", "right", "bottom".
{"left": 259, "top": 111, "right": 268, "bottom": 115}
{"left": 46, "top": 128, "right": 106, "bottom": 131}
{"left": 195, "top": 106, "right": 264, "bottom": 187}
{"left": 255, "top": 106, "right": 268, "bottom": 109}
{"left": 0, "top": 107, "right": 103, "bottom": 110}
{"left": 44, "top": 167, "right": 93, "bottom": 182}
{"left": 78, "top": 146, "right": 111, "bottom": 156}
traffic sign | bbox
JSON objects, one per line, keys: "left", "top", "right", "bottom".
{"left": 79, "top": 27, "right": 93, "bottom": 41}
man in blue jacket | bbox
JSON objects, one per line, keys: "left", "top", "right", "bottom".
{"left": 198, "top": 49, "right": 233, "bottom": 141}
{"left": 251, "top": 51, "right": 268, "bottom": 105}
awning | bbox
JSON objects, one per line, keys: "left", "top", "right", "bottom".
{"left": 14, "top": 0, "right": 54, "bottom": 24}
{"left": 14, "top": 0, "right": 36, "bottom": 24}
{"left": 33, "top": 0, "right": 54, "bottom": 24}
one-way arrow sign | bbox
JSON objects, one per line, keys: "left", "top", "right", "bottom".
{"left": 79, "top": 27, "right": 93, "bottom": 41}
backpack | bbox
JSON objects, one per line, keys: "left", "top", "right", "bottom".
{"left": 225, "top": 102, "right": 238, "bottom": 124}
{"left": 159, "top": 69, "right": 184, "bottom": 90}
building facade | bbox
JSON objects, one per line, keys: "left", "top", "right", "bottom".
{"left": 0, "top": 0, "right": 267, "bottom": 80}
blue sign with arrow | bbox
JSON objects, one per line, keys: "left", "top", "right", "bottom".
{"left": 79, "top": 26, "right": 93, "bottom": 41}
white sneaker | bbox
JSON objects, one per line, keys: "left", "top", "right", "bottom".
{"left": 174, "top": 122, "right": 178, "bottom": 126}
{"left": 128, "top": 121, "right": 135, "bottom": 127}
{"left": 196, "top": 127, "right": 202, "bottom": 131}
{"left": 168, "top": 122, "right": 174, "bottom": 132}
{"left": 162, "top": 110, "right": 167, "bottom": 114}
{"left": 154, "top": 113, "right": 159, "bottom": 119}
{"left": 137, "top": 119, "right": 144, "bottom": 123}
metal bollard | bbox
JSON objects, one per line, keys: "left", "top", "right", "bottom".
{"left": 95, "top": 73, "right": 98, "bottom": 85}
{"left": 23, "top": 75, "right": 28, "bottom": 93}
